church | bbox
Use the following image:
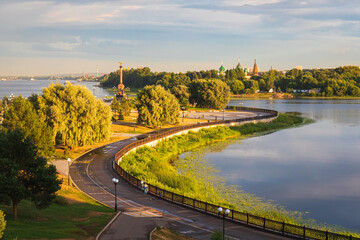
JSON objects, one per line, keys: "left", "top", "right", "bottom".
{"left": 219, "top": 59, "right": 259, "bottom": 79}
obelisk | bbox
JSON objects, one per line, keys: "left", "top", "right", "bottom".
{"left": 116, "top": 62, "right": 126, "bottom": 101}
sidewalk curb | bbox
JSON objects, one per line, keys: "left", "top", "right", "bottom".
{"left": 96, "top": 211, "right": 122, "bottom": 240}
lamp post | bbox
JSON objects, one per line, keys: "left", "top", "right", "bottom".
{"left": 181, "top": 107, "right": 185, "bottom": 122}
{"left": 222, "top": 109, "right": 225, "bottom": 120}
{"left": 218, "top": 207, "right": 230, "bottom": 239}
{"left": 67, "top": 158, "right": 71, "bottom": 185}
{"left": 112, "top": 178, "right": 119, "bottom": 212}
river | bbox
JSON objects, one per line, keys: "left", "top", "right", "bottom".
{"left": 181, "top": 99, "right": 360, "bottom": 231}
{"left": 0, "top": 79, "right": 111, "bottom": 99}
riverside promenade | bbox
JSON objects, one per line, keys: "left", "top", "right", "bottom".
{"left": 69, "top": 110, "right": 288, "bottom": 240}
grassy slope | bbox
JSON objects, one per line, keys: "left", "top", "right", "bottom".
{"left": 1, "top": 176, "right": 114, "bottom": 240}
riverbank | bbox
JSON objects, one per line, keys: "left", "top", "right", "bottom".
{"left": 119, "top": 113, "right": 360, "bottom": 235}
{"left": 120, "top": 114, "right": 310, "bottom": 221}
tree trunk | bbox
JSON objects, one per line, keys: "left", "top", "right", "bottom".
{"left": 13, "top": 201, "right": 18, "bottom": 220}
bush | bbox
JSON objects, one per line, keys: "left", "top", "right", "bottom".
{"left": 0, "top": 210, "right": 6, "bottom": 239}
{"left": 211, "top": 229, "right": 224, "bottom": 240}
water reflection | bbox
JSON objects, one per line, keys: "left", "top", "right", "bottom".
{"left": 229, "top": 99, "right": 360, "bottom": 126}
{"left": 181, "top": 99, "right": 360, "bottom": 230}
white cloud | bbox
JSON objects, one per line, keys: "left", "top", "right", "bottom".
{"left": 222, "top": 0, "right": 283, "bottom": 6}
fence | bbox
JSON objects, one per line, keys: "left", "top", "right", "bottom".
{"left": 113, "top": 106, "right": 357, "bottom": 240}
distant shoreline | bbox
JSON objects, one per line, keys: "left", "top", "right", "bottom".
{"left": 231, "top": 93, "right": 360, "bottom": 100}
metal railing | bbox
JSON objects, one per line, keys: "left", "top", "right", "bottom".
{"left": 113, "top": 106, "right": 357, "bottom": 240}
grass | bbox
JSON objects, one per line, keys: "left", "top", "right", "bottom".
{"left": 1, "top": 176, "right": 114, "bottom": 240}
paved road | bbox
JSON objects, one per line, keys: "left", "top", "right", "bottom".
{"left": 69, "top": 112, "right": 288, "bottom": 240}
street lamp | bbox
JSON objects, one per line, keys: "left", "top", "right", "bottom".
{"left": 67, "top": 158, "right": 71, "bottom": 185}
{"left": 181, "top": 107, "right": 185, "bottom": 122}
{"left": 112, "top": 178, "right": 119, "bottom": 212}
{"left": 218, "top": 207, "right": 230, "bottom": 239}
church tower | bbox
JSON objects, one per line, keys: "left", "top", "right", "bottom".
{"left": 236, "top": 57, "right": 243, "bottom": 71}
{"left": 252, "top": 59, "right": 259, "bottom": 76}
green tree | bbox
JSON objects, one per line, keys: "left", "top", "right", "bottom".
{"left": 228, "top": 80, "right": 245, "bottom": 94}
{"left": 0, "top": 210, "right": 5, "bottom": 239}
{"left": 136, "top": 85, "right": 180, "bottom": 127}
{"left": 171, "top": 85, "right": 190, "bottom": 107}
{"left": 120, "top": 98, "right": 133, "bottom": 116}
{"left": 111, "top": 98, "right": 122, "bottom": 120}
{"left": 2, "top": 96, "right": 54, "bottom": 157}
{"left": 0, "top": 130, "right": 61, "bottom": 220}
{"left": 38, "top": 83, "right": 112, "bottom": 149}
{"left": 189, "top": 79, "right": 230, "bottom": 109}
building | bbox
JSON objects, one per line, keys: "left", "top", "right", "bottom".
{"left": 218, "top": 65, "right": 226, "bottom": 76}
{"left": 252, "top": 59, "right": 259, "bottom": 76}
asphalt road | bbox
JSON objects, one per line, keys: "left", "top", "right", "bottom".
{"left": 69, "top": 112, "right": 288, "bottom": 240}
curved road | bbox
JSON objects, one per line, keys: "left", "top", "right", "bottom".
{"left": 70, "top": 112, "right": 288, "bottom": 240}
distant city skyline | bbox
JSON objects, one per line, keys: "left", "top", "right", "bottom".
{"left": 0, "top": 0, "right": 359, "bottom": 76}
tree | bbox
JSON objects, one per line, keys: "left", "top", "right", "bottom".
{"left": 228, "top": 80, "right": 245, "bottom": 94}
{"left": 111, "top": 98, "right": 122, "bottom": 120}
{"left": 171, "top": 85, "right": 190, "bottom": 107}
{"left": 0, "top": 210, "right": 5, "bottom": 239}
{"left": 38, "top": 83, "right": 112, "bottom": 149}
{"left": 136, "top": 85, "right": 180, "bottom": 127}
{"left": 0, "top": 130, "right": 61, "bottom": 220}
{"left": 120, "top": 98, "right": 133, "bottom": 116}
{"left": 189, "top": 79, "right": 231, "bottom": 109}
{"left": 2, "top": 96, "right": 54, "bottom": 156}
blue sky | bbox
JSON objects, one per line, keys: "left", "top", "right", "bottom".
{"left": 0, "top": 0, "right": 359, "bottom": 75}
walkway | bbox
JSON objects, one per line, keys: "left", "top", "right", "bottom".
{"left": 69, "top": 112, "right": 288, "bottom": 240}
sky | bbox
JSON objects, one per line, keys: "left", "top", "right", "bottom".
{"left": 0, "top": 0, "right": 359, "bottom": 76}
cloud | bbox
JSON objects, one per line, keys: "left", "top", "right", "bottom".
{"left": 222, "top": 0, "right": 284, "bottom": 6}
{"left": 0, "top": 0, "right": 360, "bottom": 75}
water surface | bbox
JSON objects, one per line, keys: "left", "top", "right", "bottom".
{"left": 0, "top": 79, "right": 111, "bottom": 98}
{"left": 182, "top": 99, "right": 360, "bottom": 230}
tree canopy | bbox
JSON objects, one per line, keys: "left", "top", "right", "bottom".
{"left": 136, "top": 85, "right": 180, "bottom": 127}
{"left": 189, "top": 79, "right": 231, "bottom": 109}
{"left": 38, "top": 82, "right": 112, "bottom": 149}
{"left": 2, "top": 95, "right": 54, "bottom": 156}
{"left": 100, "top": 65, "right": 360, "bottom": 97}
{"left": 0, "top": 130, "right": 61, "bottom": 220}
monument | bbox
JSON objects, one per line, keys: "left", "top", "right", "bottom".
{"left": 116, "top": 62, "right": 127, "bottom": 101}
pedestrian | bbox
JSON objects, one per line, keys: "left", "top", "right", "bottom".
{"left": 141, "top": 180, "right": 144, "bottom": 192}
{"left": 144, "top": 183, "right": 148, "bottom": 194}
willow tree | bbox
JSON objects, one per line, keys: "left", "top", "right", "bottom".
{"left": 136, "top": 85, "right": 180, "bottom": 128}
{"left": 38, "top": 82, "right": 112, "bottom": 149}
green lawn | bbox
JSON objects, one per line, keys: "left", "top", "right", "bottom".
{"left": 1, "top": 178, "right": 114, "bottom": 239}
